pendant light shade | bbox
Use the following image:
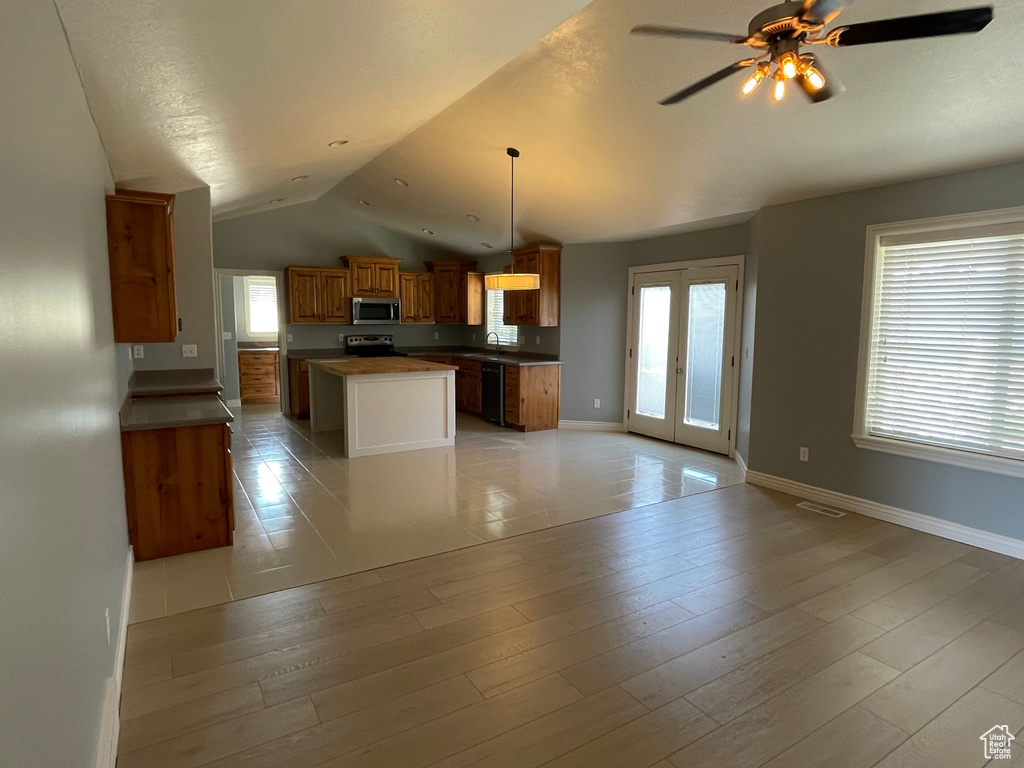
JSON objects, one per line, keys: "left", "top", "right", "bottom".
{"left": 488, "top": 147, "right": 540, "bottom": 292}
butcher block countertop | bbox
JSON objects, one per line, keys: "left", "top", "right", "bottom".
{"left": 312, "top": 358, "right": 459, "bottom": 376}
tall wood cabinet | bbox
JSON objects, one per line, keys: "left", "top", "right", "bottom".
{"left": 343, "top": 256, "right": 401, "bottom": 298}
{"left": 427, "top": 260, "right": 483, "bottom": 325}
{"left": 286, "top": 267, "right": 351, "bottom": 324}
{"left": 399, "top": 272, "right": 435, "bottom": 323}
{"left": 503, "top": 244, "right": 561, "bottom": 327}
{"left": 106, "top": 189, "right": 178, "bottom": 342}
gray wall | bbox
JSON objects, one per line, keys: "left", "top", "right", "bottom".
{"left": 133, "top": 186, "right": 218, "bottom": 370}
{"left": 559, "top": 224, "right": 751, "bottom": 424}
{"left": 0, "top": 1, "right": 132, "bottom": 764}
{"left": 220, "top": 274, "right": 241, "bottom": 402}
{"left": 747, "top": 161, "right": 1024, "bottom": 540}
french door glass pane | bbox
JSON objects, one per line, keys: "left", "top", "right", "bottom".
{"left": 636, "top": 285, "right": 672, "bottom": 419}
{"left": 684, "top": 282, "right": 727, "bottom": 430}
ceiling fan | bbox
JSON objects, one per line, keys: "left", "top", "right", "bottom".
{"left": 633, "top": 0, "right": 994, "bottom": 105}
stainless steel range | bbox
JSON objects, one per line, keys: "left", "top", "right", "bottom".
{"left": 344, "top": 335, "right": 407, "bottom": 358}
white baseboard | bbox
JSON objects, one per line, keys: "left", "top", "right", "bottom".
{"left": 226, "top": 399, "right": 242, "bottom": 408}
{"left": 95, "top": 546, "right": 132, "bottom": 768}
{"left": 558, "top": 420, "right": 627, "bottom": 432}
{"left": 745, "top": 470, "right": 1024, "bottom": 560}
{"left": 735, "top": 452, "right": 748, "bottom": 479}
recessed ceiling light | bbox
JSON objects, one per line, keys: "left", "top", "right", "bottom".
{"left": 481, "top": 243, "right": 493, "bottom": 249}
{"left": 422, "top": 229, "right": 435, "bottom": 236}
{"left": 466, "top": 214, "right": 480, "bottom": 222}
{"left": 292, "top": 175, "right": 308, "bottom": 181}
{"left": 357, "top": 199, "right": 370, "bottom": 206}
{"left": 270, "top": 198, "right": 284, "bottom": 203}
{"left": 395, "top": 178, "right": 409, "bottom": 187}
{"left": 328, "top": 140, "right": 349, "bottom": 147}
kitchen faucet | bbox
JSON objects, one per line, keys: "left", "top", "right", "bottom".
{"left": 484, "top": 331, "right": 501, "bottom": 354}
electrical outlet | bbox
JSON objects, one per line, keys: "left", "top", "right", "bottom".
{"left": 535, "top": 335, "right": 541, "bottom": 345}
{"left": 181, "top": 344, "right": 198, "bottom": 358}
{"left": 800, "top": 447, "right": 809, "bottom": 462}
{"left": 339, "top": 333, "right": 345, "bottom": 342}
{"left": 471, "top": 333, "right": 476, "bottom": 340}
{"left": 434, "top": 332, "right": 439, "bottom": 340}
{"left": 286, "top": 334, "right": 293, "bottom": 343}
{"left": 594, "top": 399, "right": 601, "bottom": 409}
{"left": 222, "top": 331, "right": 232, "bottom": 340}
{"left": 104, "top": 608, "right": 111, "bottom": 646}
{"left": 132, "top": 345, "right": 144, "bottom": 359}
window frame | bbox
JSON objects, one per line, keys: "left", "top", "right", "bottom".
{"left": 853, "top": 205, "right": 1024, "bottom": 479}
{"left": 242, "top": 275, "right": 280, "bottom": 341}
{"left": 485, "top": 289, "right": 520, "bottom": 350}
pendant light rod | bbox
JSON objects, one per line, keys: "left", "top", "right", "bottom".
{"left": 508, "top": 147, "right": 519, "bottom": 253}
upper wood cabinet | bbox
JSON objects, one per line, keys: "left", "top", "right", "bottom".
{"left": 399, "top": 272, "right": 435, "bottom": 324}
{"left": 343, "top": 256, "right": 401, "bottom": 298}
{"left": 503, "top": 244, "right": 561, "bottom": 327}
{"left": 286, "top": 266, "right": 351, "bottom": 324}
{"left": 106, "top": 189, "right": 177, "bottom": 342}
{"left": 427, "top": 260, "right": 483, "bottom": 325}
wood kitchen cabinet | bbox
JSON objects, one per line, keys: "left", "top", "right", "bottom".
{"left": 121, "top": 422, "right": 234, "bottom": 561}
{"left": 505, "top": 364, "right": 561, "bottom": 432}
{"left": 288, "top": 358, "right": 310, "bottom": 418}
{"left": 343, "top": 256, "right": 401, "bottom": 298}
{"left": 106, "top": 189, "right": 178, "bottom": 342}
{"left": 503, "top": 244, "right": 561, "bottom": 327}
{"left": 453, "top": 357, "right": 482, "bottom": 415}
{"left": 399, "top": 272, "right": 435, "bottom": 323}
{"left": 427, "top": 260, "right": 483, "bottom": 325}
{"left": 238, "top": 350, "right": 280, "bottom": 404}
{"left": 286, "top": 267, "right": 351, "bottom": 324}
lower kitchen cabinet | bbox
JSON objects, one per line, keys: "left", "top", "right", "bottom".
{"left": 454, "top": 357, "right": 482, "bottom": 415}
{"left": 288, "top": 358, "right": 310, "bottom": 418}
{"left": 238, "top": 350, "right": 280, "bottom": 404}
{"left": 506, "top": 365, "right": 561, "bottom": 432}
{"left": 121, "top": 422, "right": 234, "bottom": 561}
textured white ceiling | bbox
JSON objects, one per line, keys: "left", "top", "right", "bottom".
{"left": 57, "top": 0, "right": 1024, "bottom": 249}
{"left": 54, "top": 0, "right": 591, "bottom": 216}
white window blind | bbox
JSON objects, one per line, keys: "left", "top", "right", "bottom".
{"left": 486, "top": 290, "right": 518, "bottom": 346}
{"left": 864, "top": 226, "right": 1024, "bottom": 463}
{"left": 244, "top": 276, "right": 279, "bottom": 336}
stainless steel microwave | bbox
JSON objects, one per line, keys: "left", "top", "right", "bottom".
{"left": 351, "top": 297, "right": 401, "bottom": 325}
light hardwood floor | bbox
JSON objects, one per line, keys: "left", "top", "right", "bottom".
{"left": 118, "top": 482, "right": 1024, "bottom": 767}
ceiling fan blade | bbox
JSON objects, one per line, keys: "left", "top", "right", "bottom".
{"left": 831, "top": 6, "right": 993, "bottom": 47}
{"left": 795, "top": 55, "right": 844, "bottom": 103}
{"left": 800, "top": 0, "right": 851, "bottom": 26}
{"left": 631, "top": 24, "right": 748, "bottom": 44}
{"left": 659, "top": 60, "right": 755, "bottom": 105}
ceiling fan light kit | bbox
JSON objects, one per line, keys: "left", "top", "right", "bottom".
{"left": 634, "top": 0, "right": 994, "bottom": 106}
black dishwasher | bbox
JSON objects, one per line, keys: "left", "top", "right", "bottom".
{"left": 480, "top": 363, "right": 506, "bottom": 426}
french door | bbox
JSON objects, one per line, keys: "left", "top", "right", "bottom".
{"left": 628, "top": 264, "right": 739, "bottom": 455}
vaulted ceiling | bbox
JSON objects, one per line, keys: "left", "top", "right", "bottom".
{"left": 58, "top": 0, "right": 1024, "bottom": 253}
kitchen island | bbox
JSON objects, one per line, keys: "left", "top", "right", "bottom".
{"left": 309, "top": 357, "right": 459, "bottom": 458}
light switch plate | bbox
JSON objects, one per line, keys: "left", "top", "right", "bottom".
{"left": 535, "top": 335, "right": 541, "bottom": 345}
{"left": 287, "top": 334, "right": 293, "bottom": 343}
{"left": 800, "top": 447, "right": 809, "bottom": 462}
{"left": 594, "top": 399, "right": 601, "bottom": 408}
{"left": 182, "top": 344, "right": 198, "bottom": 358}
{"left": 222, "top": 331, "right": 232, "bottom": 340}
{"left": 434, "top": 332, "right": 439, "bottom": 340}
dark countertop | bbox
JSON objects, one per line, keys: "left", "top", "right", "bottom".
{"left": 121, "top": 395, "right": 234, "bottom": 432}
{"left": 400, "top": 346, "right": 562, "bottom": 367}
{"left": 129, "top": 368, "right": 223, "bottom": 397}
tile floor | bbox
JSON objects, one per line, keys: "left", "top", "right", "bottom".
{"left": 129, "top": 406, "right": 745, "bottom": 622}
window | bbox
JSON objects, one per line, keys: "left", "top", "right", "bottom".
{"left": 243, "top": 276, "right": 279, "bottom": 339}
{"left": 854, "top": 208, "right": 1024, "bottom": 478}
{"left": 485, "top": 290, "right": 518, "bottom": 347}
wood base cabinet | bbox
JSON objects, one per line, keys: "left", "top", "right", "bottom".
{"left": 122, "top": 423, "right": 234, "bottom": 561}
{"left": 454, "top": 357, "right": 482, "bottom": 414}
{"left": 288, "top": 358, "right": 311, "bottom": 419}
{"left": 238, "top": 350, "right": 280, "bottom": 404}
{"left": 505, "top": 365, "right": 561, "bottom": 432}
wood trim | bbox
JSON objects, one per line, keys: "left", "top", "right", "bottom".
{"left": 744, "top": 470, "right": 1024, "bottom": 560}
{"left": 95, "top": 547, "right": 133, "bottom": 768}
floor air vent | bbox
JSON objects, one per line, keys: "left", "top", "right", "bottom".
{"left": 797, "top": 501, "right": 847, "bottom": 518}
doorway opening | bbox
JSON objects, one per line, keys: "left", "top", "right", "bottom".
{"left": 625, "top": 257, "right": 744, "bottom": 456}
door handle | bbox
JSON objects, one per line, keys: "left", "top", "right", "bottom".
{"left": 676, "top": 368, "right": 685, "bottom": 374}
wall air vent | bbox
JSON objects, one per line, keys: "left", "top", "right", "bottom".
{"left": 796, "top": 501, "right": 847, "bottom": 518}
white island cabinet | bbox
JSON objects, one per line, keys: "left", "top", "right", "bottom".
{"left": 308, "top": 358, "right": 459, "bottom": 458}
